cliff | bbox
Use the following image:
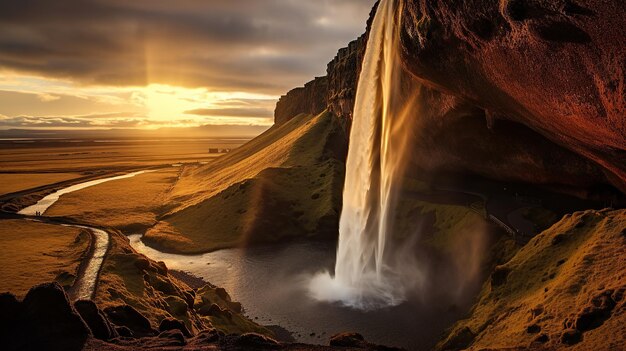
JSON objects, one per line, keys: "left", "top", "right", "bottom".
{"left": 274, "top": 76, "right": 328, "bottom": 125}
{"left": 399, "top": 0, "right": 626, "bottom": 192}
{"left": 274, "top": 0, "right": 625, "bottom": 198}
{"left": 274, "top": 2, "right": 379, "bottom": 126}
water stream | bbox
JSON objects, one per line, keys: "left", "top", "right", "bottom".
{"left": 66, "top": 225, "right": 109, "bottom": 300}
{"left": 18, "top": 170, "right": 149, "bottom": 215}
{"left": 19, "top": 170, "right": 151, "bottom": 299}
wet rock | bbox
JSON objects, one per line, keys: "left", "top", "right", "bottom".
{"left": 159, "top": 317, "right": 192, "bottom": 338}
{"left": 561, "top": 328, "right": 582, "bottom": 345}
{"left": 228, "top": 301, "right": 243, "bottom": 313}
{"left": 74, "top": 299, "right": 118, "bottom": 341}
{"left": 104, "top": 304, "right": 156, "bottom": 337}
{"left": 329, "top": 332, "right": 366, "bottom": 347}
{"left": 215, "top": 287, "right": 230, "bottom": 301}
{"left": 20, "top": 282, "right": 91, "bottom": 351}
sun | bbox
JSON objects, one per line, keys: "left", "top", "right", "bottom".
{"left": 142, "top": 84, "right": 205, "bottom": 124}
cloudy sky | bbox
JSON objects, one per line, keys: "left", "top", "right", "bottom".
{"left": 0, "top": 0, "right": 375, "bottom": 131}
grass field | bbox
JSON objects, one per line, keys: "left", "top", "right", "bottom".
{"left": 46, "top": 168, "right": 181, "bottom": 232}
{"left": 144, "top": 111, "right": 347, "bottom": 253}
{"left": 0, "top": 172, "right": 82, "bottom": 195}
{"left": 0, "top": 219, "right": 90, "bottom": 297}
{"left": 0, "top": 138, "right": 247, "bottom": 173}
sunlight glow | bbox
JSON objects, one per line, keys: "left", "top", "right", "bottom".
{"left": 0, "top": 73, "right": 277, "bottom": 129}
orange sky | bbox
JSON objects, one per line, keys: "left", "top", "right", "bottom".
{"left": 0, "top": 0, "right": 376, "bottom": 132}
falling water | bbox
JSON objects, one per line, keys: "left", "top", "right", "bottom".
{"left": 310, "top": 0, "right": 423, "bottom": 309}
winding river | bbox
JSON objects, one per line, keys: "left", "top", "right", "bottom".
{"left": 18, "top": 170, "right": 149, "bottom": 216}
{"left": 19, "top": 170, "right": 149, "bottom": 300}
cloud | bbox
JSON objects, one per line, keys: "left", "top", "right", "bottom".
{"left": 37, "top": 93, "right": 60, "bottom": 102}
{"left": 0, "top": 114, "right": 150, "bottom": 129}
{"left": 185, "top": 107, "right": 273, "bottom": 118}
{"left": 0, "top": 0, "right": 376, "bottom": 94}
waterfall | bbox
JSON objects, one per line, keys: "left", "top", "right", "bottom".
{"left": 310, "top": 0, "right": 423, "bottom": 310}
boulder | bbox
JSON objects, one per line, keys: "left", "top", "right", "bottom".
{"left": 0, "top": 292, "right": 21, "bottom": 333}
{"left": 104, "top": 304, "right": 156, "bottom": 337}
{"left": 74, "top": 299, "right": 118, "bottom": 341}
{"left": 159, "top": 317, "right": 192, "bottom": 338}
{"left": 19, "top": 282, "right": 91, "bottom": 351}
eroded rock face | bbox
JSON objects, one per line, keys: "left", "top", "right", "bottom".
{"left": 399, "top": 0, "right": 626, "bottom": 190}
{"left": 274, "top": 2, "right": 380, "bottom": 126}
{"left": 275, "top": 76, "right": 328, "bottom": 125}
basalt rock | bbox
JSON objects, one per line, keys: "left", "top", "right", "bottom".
{"left": 274, "top": 2, "right": 380, "bottom": 127}
{"left": 399, "top": 0, "right": 626, "bottom": 191}
{"left": 104, "top": 304, "right": 157, "bottom": 338}
{"left": 159, "top": 317, "right": 192, "bottom": 338}
{"left": 275, "top": 76, "right": 328, "bottom": 126}
{"left": 274, "top": 0, "right": 624, "bottom": 196}
{"left": 1, "top": 283, "right": 91, "bottom": 351}
{"left": 74, "top": 299, "right": 118, "bottom": 341}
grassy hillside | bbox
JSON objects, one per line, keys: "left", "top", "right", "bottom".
{"left": 96, "top": 230, "right": 271, "bottom": 337}
{"left": 143, "top": 111, "right": 347, "bottom": 253}
{"left": 438, "top": 209, "right": 626, "bottom": 350}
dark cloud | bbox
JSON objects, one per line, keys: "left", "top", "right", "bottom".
{"left": 0, "top": 0, "right": 376, "bottom": 93}
{"left": 185, "top": 107, "right": 273, "bottom": 118}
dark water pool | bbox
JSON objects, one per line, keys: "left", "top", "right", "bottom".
{"left": 128, "top": 235, "right": 475, "bottom": 350}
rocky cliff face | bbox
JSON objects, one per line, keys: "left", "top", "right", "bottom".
{"left": 274, "top": 76, "right": 328, "bottom": 125}
{"left": 274, "top": 0, "right": 624, "bottom": 197}
{"left": 399, "top": 0, "right": 626, "bottom": 191}
{"left": 274, "top": 2, "right": 379, "bottom": 126}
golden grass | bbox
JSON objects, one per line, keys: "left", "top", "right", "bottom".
{"left": 0, "top": 219, "right": 90, "bottom": 297}
{"left": 144, "top": 111, "right": 346, "bottom": 253}
{"left": 0, "top": 173, "right": 82, "bottom": 195}
{"left": 0, "top": 139, "right": 234, "bottom": 173}
{"left": 438, "top": 209, "right": 626, "bottom": 350}
{"left": 46, "top": 168, "right": 180, "bottom": 232}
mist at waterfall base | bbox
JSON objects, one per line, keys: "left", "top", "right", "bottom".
{"left": 308, "top": 0, "right": 489, "bottom": 311}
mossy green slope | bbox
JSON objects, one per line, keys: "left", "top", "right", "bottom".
{"left": 144, "top": 111, "right": 347, "bottom": 254}
{"left": 438, "top": 209, "right": 626, "bottom": 351}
